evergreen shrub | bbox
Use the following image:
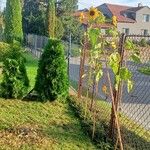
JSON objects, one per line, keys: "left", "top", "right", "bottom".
{"left": 34, "top": 38, "right": 68, "bottom": 101}
{"left": 0, "top": 42, "right": 10, "bottom": 62}
{"left": 0, "top": 42, "right": 29, "bottom": 99}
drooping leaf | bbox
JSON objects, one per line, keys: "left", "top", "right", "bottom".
{"left": 127, "top": 80, "right": 133, "bottom": 92}
{"left": 109, "top": 52, "right": 121, "bottom": 74}
{"left": 120, "top": 67, "right": 132, "bottom": 80}
{"left": 131, "top": 53, "right": 141, "bottom": 63}
{"left": 88, "top": 28, "right": 100, "bottom": 48}
{"left": 95, "top": 69, "right": 103, "bottom": 82}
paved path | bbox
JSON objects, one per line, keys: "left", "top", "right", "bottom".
{"left": 69, "top": 57, "right": 150, "bottom": 130}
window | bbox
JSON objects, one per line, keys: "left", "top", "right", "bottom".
{"left": 143, "top": 14, "right": 150, "bottom": 22}
{"left": 141, "top": 29, "right": 148, "bottom": 35}
{"left": 122, "top": 28, "right": 129, "bottom": 35}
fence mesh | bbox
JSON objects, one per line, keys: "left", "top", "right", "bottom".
{"left": 120, "top": 35, "right": 150, "bottom": 150}
{"left": 77, "top": 34, "right": 150, "bottom": 150}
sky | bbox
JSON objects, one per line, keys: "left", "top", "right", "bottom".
{"left": 0, "top": 0, "right": 150, "bottom": 10}
{"left": 78, "top": 0, "right": 150, "bottom": 9}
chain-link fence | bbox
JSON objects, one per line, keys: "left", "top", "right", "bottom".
{"left": 119, "top": 35, "right": 150, "bottom": 150}
{"left": 25, "top": 34, "right": 81, "bottom": 91}
{"left": 3, "top": 31, "right": 149, "bottom": 149}
{"left": 77, "top": 34, "right": 150, "bottom": 150}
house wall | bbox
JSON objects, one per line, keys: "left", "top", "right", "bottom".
{"left": 117, "top": 7, "right": 150, "bottom": 35}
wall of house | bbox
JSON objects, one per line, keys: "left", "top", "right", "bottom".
{"left": 117, "top": 7, "right": 150, "bottom": 35}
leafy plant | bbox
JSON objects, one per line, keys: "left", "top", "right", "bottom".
{"left": 139, "top": 38, "right": 147, "bottom": 47}
{"left": 0, "top": 42, "right": 10, "bottom": 62}
{"left": 34, "top": 38, "right": 69, "bottom": 101}
{"left": 0, "top": 42, "right": 29, "bottom": 98}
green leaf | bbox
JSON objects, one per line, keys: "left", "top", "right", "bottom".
{"left": 120, "top": 67, "right": 132, "bottom": 80}
{"left": 111, "top": 63, "right": 119, "bottom": 74}
{"left": 95, "top": 70, "right": 103, "bottom": 82}
{"left": 109, "top": 52, "right": 121, "bottom": 74}
{"left": 131, "top": 53, "right": 141, "bottom": 63}
{"left": 127, "top": 80, "right": 133, "bottom": 92}
{"left": 109, "top": 52, "right": 121, "bottom": 63}
{"left": 115, "top": 75, "right": 121, "bottom": 90}
{"left": 125, "top": 40, "right": 133, "bottom": 50}
{"left": 88, "top": 28, "right": 100, "bottom": 48}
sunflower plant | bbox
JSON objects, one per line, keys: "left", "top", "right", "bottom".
{"left": 78, "top": 6, "right": 140, "bottom": 147}
{"left": 79, "top": 7, "right": 139, "bottom": 109}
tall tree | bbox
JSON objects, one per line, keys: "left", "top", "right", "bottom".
{"left": 46, "top": 0, "right": 64, "bottom": 39}
{"left": 57, "top": 0, "right": 81, "bottom": 42}
{"left": 47, "top": 0, "right": 56, "bottom": 38}
{"left": 22, "top": 0, "right": 47, "bottom": 35}
{"left": 4, "top": 0, "right": 23, "bottom": 43}
{"left": 0, "top": 11, "right": 4, "bottom": 39}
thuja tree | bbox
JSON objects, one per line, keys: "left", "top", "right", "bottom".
{"left": 34, "top": 39, "right": 68, "bottom": 101}
{"left": 46, "top": 0, "right": 64, "bottom": 39}
{"left": 4, "top": 0, "right": 23, "bottom": 43}
{"left": 0, "top": 42, "right": 29, "bottom": 99}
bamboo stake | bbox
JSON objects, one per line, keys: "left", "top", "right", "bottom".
{"left": 107, "top": 71, "right": 124, "bottom": 150}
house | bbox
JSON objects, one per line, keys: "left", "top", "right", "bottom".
{"left": 97, "top": 3, "right": 150, "bottom": 35}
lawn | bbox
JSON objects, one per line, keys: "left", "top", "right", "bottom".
{"left": 23, "top": 52, "right": 39, "bottom": 90}
{"left": 0, "top": 52, "right": 97, "bottom": 150}
{"left": 69, "top": 96, "right": 150, "bottom": 150}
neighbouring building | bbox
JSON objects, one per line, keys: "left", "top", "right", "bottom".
{"left": 98, "top": 3, "right": 150, "bottom": 35}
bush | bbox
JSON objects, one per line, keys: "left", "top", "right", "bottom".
{"left": 147, "top": 40, "right": 150, "bottom": 46}
{"left": 139, "top": 38, "right": 147, "bottom": 47}
{"left": 0, "top": 42, "right": 10, "bottom": 62}
{"left": 0, "top": 42, "right": 29, "bottom": 99}
{"left": 34, "top": 38, "right": 69, "bottom": 101}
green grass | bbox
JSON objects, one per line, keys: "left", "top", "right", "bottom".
{"left": 70, "top": 96, "right": 150, "bottom": 150}
{"left": 23, "top": 52, "right": 38, "bottom": 90}
{"left": 0, "top": 99, "right": 96, "bottom": 150}
{"left": 0, "top": 52, "right": 97, "bottom": 150}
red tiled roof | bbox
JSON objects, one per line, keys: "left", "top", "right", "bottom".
{"left": 105, "top": 3, "right": 136, "bottom": 23}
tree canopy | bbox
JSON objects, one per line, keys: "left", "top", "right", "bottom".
{"left": 4, "top": 0, "right": 23, "bottom": 43}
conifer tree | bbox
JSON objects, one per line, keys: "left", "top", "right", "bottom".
{"left": 4, "top": 0, "right": 23, "bottom": 43}
{"left": 47, "top": 0, "right": 56, "bottom": 38}
{"left": 34, "top": 39, "right": 69, "bottom": 101}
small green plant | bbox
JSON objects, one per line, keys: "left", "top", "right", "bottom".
{"left": 34, "top": 38, "right": 69, "bottom": 101}
{"left": 0, "top": 42, "right": 29, "bottom": 99}
{"left": 139, "top": 38, "right": 147, "bottom": 47}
